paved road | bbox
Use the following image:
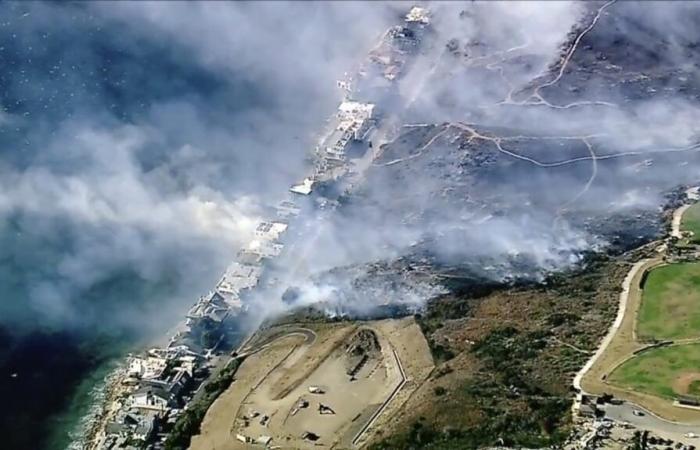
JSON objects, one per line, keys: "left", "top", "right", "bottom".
{"left": 602, "top": 403, "right": 700, "bottom": 443}
{"left": 672, "top": 204, "right": 691, "bottom": 238}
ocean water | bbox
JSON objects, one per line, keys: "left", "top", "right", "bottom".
{"left": 0, "top": 3, "right": 256, "bottom": 449}
{"left": 0, "top": 212, "right": 218, "bottom": 450}
{"left": 0, "top": 2, "right": 366, "bottom": 447}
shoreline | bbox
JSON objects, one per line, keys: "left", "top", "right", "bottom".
{"left": 80, "top": 365, "right": 129, "bottom": 450}
{"left": 73, "top": 313, "right": 195, "bottom": 449}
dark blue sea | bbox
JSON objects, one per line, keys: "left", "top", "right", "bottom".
{"left": 0, "top": 2, "right": 351, "bottom": 448}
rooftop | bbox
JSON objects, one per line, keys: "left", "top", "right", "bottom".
{"left": 290, "top": 178, "right": 315, "bottom": 195}
{"left": 247, "top": 239, "right": 284, "bottom": 258}
{"left": 254, "top": 221, "right": 288, "bottom": 240}
{"left": 337, "top": 101, "right": 375, "bottom": 121}
{"left": 405, "top": 6, "right": 430, "bottom": 25}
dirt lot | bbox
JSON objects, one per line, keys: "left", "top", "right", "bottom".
{"left": 190, "top": 318, "right": 433, "bottom": 449}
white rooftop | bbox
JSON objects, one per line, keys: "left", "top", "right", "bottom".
{"left": 216, "top": 262, "right": 263, "bottom": 296}
{"left": 128, "top": 355, "right": 167, "bottom": 380}
{"left": 247, "top": 239, "right": 283, "bottom": 258}
{"left": 254, "top": 221, "right": 288, "bottom": 240}
{"left": 406, "top": 6, "right": 430, "bottom": 24}
{"left": 338, "top": 101, "right": 375, "bottom": 121}
{"left": 290, "top": 178, "right": 314, "bottom": 195}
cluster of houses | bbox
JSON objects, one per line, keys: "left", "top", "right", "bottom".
{"left": 95, "top": 6, "right": 431, "bottom": 450}
{"left": 97, "top": 203, "right": 301, "bottom": 449}
{"left": 289, "top": 6, "right": 431, "bottom": 196}
{"left": 290, "top": 99, "right": 378, "bottom": 193}
{"left": 362, "top": 6, "right": 430, "bottom": 83}
{"left": 99, "top": 346, "right": 204, "bottom": 449}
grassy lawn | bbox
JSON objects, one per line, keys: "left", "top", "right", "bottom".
{"left": 690, "top": 380, "right": 700, "bottom": 396}
{"left": 610, "top": 344, "right": 700, "bottom": 400}
{"left": 682, "top": 203, "right": 700, "bottom": 243}
{"left": 637, "top": 262, "right": 700, "bottom": 340}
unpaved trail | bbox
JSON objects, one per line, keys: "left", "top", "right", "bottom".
{"left": 535, "top": 0, "right": 617, "bottom": 95}
{"left": 672, "top": 204, "right": 691, "bottom": 239}
{"left": 450, "top": 122, "right": 700, "bottom": 169}
{"left": 558, "top": 138, "right": 598, "bottom": 212}
{"left": 573, "top": 258, "right": 651, "bottom": 392}
{"left": 374, "top": 125, "right": 449, "bottom": 167}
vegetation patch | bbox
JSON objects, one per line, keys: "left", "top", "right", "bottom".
{"left": 370, "top": 395, "right": 570, "bottom": 450}
{"left": 609, "top": 344, "right": 700, "bottom": 400}
{"left": 689, "top": 380, "right": 700, "bottom": 397}
{"left": 681, "top": 202, "right": 700, "bottom": 243}
{"left": 637, "top": 262, "right": 700, "bottom": 340}
{"left": 370, "top": 257, "right": 626, "bottom": 449}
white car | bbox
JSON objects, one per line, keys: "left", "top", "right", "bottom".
{"left": 632, "top": 410, "right": 645, "bottom": 417}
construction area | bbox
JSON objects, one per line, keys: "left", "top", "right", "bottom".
{"left": 189, "top": 317, "right": 434, "bottom": 449}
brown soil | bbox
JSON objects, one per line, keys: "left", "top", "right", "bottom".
{"left": 190, "top": 318, "right": 433, "bottom": 450}
{"left": 672, "top": 372, "right": 700, "bottom": 396}
{"left": 367, "top": 257, "right": 631, "bottom": 447}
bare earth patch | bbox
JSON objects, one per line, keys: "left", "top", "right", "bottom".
{"left": 672, "top": 372, "right": 700, "bottom": 397}
{"left": 190, "top": 318, "right": 433, "bottom": 450}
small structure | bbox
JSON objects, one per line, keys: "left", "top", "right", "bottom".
{"left": 246, "top": 239, "right": 284, "bottom": 258}
{"left": 576, "top": 394, "right": 602, "bottom": 418}
{"left": 308, "top": 386, "right": 325, "bottom": 394}
{"left": 217, "top": 263, "right": 263, "bottom": 298}
{"left": 677, "top": 395, "right": 700, "bottom": 407}
{"left": 336, "top": 101, "right": 376, "bottom": 141}
{"left": 277, "top": 200, "right": 301, "bottom": 218}
{"left": 254, "top": 221, "right": 288, "bottom": 241}
{"left": 257, "top": 435, "right": 272, "bottom": 445}
{"left": 302, "top": 431, "right": 320, "bottom": 442}
{"left": 105, "top": 410, "right": 156, "bottom": 442}
{"left": 318, "top": 403, "right": 336, "bottom": 415}
{"left": 127, "top": 355, "right": 168, "bottom": 381}
{"left": 290, "top": 177, "right": 315, "bottom": 195}
{"left": 405, "top": 6, "right": 430, "bottom": 25}
{"left": 236, "top": 249, "right": 265, "bottom": 266}
{"left": 185, "top": 292, "right": 229, "bottom": 329}
{"left": 290, "top": 397, "right": 310, "bottom": 417}
{"left": 129, "top": 386, "right": 176, "bottom": 413}
{"left": 236, "top": 433, "right": 251, "bottom": 443}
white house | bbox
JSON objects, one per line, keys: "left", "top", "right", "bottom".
{"left": 254, "top": 221, "right": 288, "bottom": 241}
{"left": 129, "top": 386, "right": 175, "bottom": 413}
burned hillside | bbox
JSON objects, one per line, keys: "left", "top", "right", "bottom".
{"left": 314, "top": 1, "right": 700, "bottom": 289}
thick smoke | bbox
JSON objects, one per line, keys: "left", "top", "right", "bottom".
{"left": 0, "top": 2, "right": 405, "bottom": 332}
{"left": 20, "top": 3, "right": 700, "bottom": 448}
{"left": 7, "top": 5, "right": 700, "bottom": 447}
{"left": 250, "top": 0, "right": 700, "bottom": 316}
{"left": 4, "top": 1, "right": 700, "bottom": 329}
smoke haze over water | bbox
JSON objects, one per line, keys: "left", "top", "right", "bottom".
{"left": 2, "top": 2, "right": 700, "bottom": 448}
{"left": 0, "top": 2, "right": 399, "bottom": 448}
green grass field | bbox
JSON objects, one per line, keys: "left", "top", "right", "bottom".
{"left": 637, "top": 262, "right": 700, "bottom": 340}
{"left": 610, "top": 344, "right": 700, "bottom": 399}
{"left": 682, "top": 203, "right": 700, "bottom": 243}
{"left": 690, "top": 380, "right": 700, "bottom": 396}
